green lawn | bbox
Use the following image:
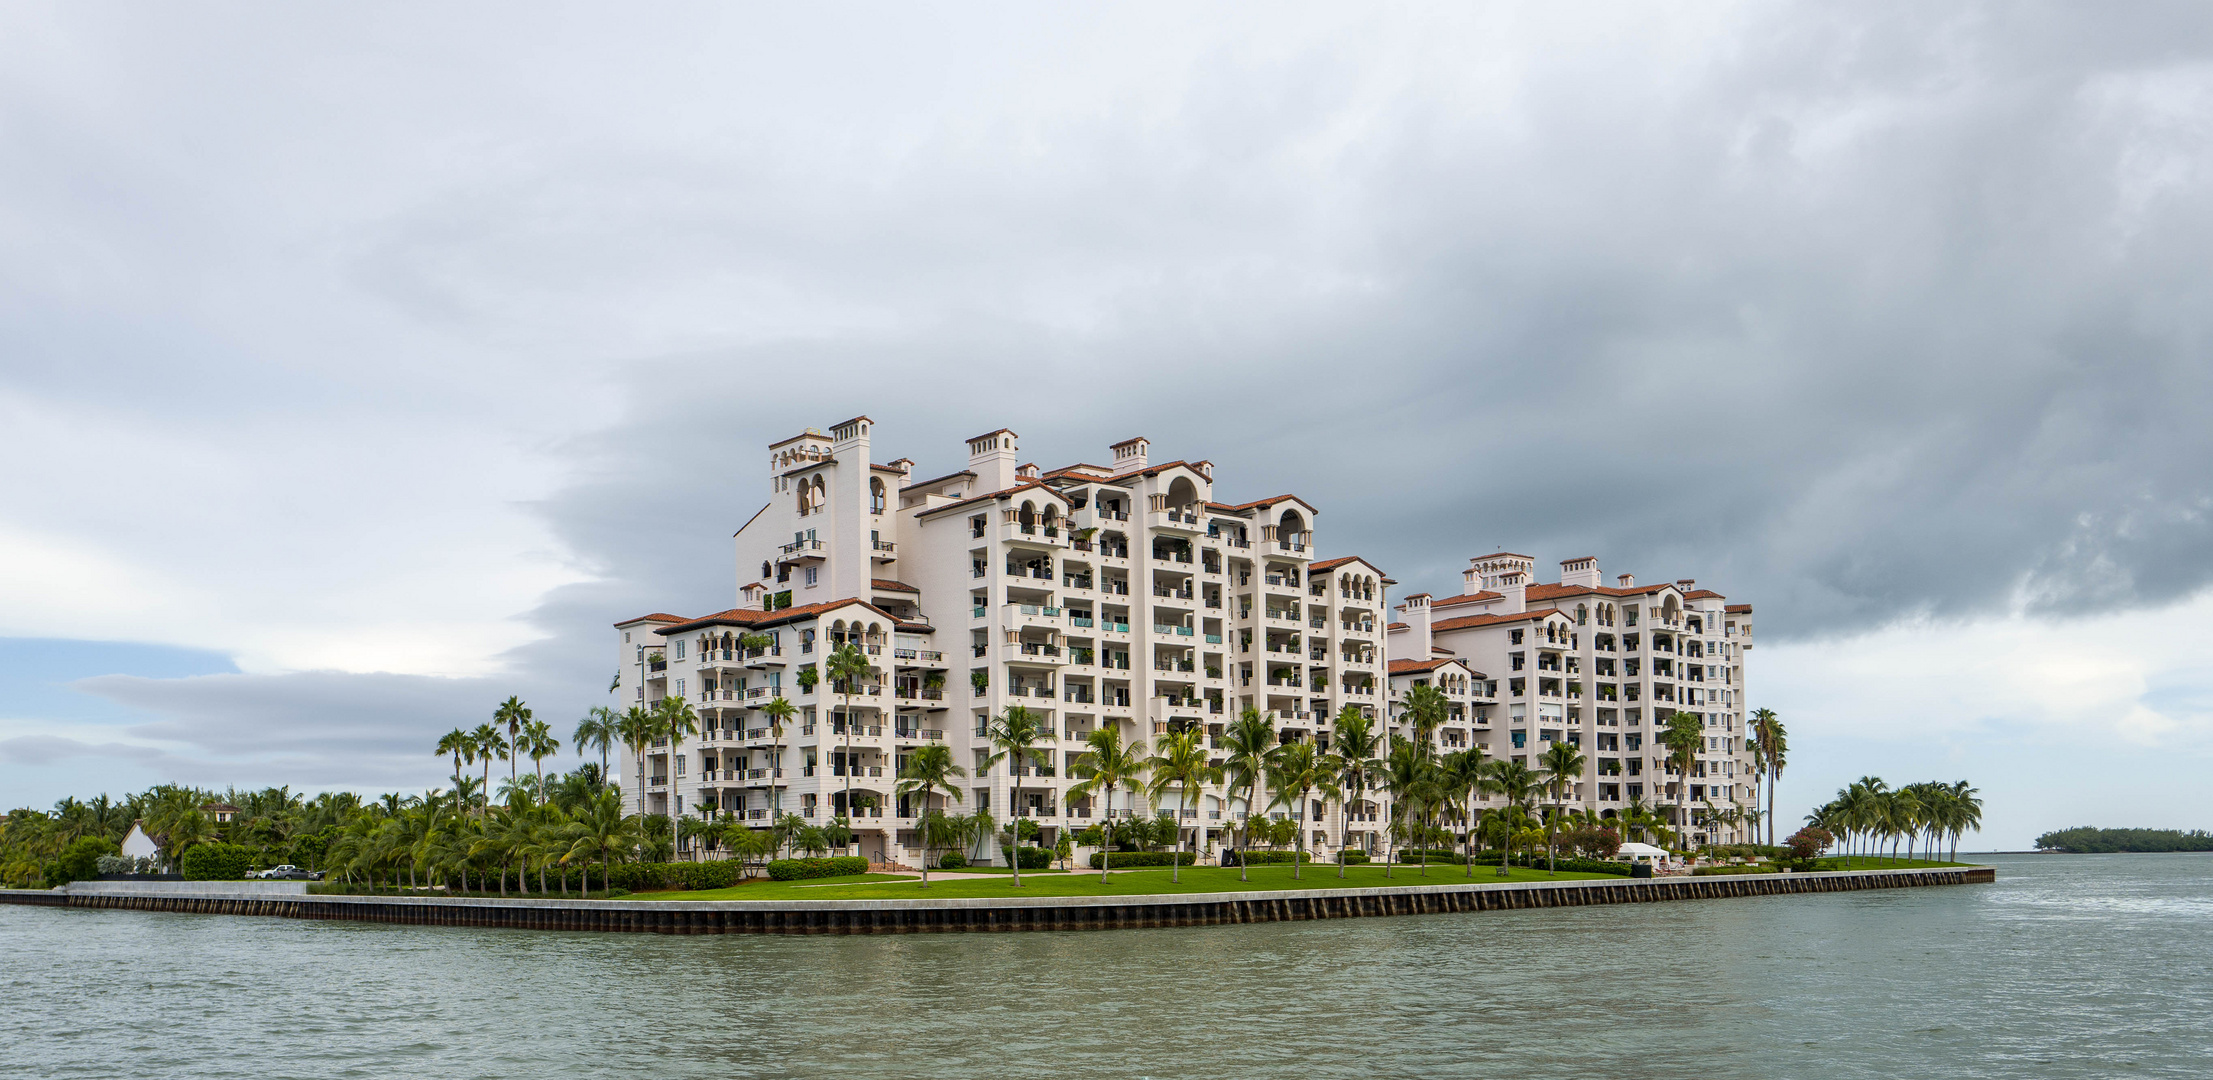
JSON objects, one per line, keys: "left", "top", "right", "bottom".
{"left": 635, "top": 864, "right": 1611, "bottom": 902}
{"left": 1818, "top": 855, "right": 1977, "bottom": 870}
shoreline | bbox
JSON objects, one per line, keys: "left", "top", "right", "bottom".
{"left": 0, "top": 865, "right": 1994, "bottom": 934}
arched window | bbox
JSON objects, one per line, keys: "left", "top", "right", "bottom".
{"left": 870, "top": 477, "right": 886, "bottom": 515}
{"left": 1577, "top": 604, "right": 1588, "bottom": 626}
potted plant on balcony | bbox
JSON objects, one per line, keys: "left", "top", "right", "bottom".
{"left": 923, "top": 671, "right": 946, "bottom": 693}
{"left": 796, "top": 665, "right": 819, "bottom": 693}
{"left": 740, "top": 632, "right": 772, "bottom": 653}
{"left": 971, "top": 669, "right": 989, "bottom": 696}
{"left": 1311, "top": 672, "right": 1328, "bottom": 691}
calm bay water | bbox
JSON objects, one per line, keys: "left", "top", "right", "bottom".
{"left": 5, "top": 854, "right": 2210, "bottom": 1079}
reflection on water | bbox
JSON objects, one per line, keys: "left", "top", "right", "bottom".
{"left": 5, "top": 854, "right": 2211, "bottom": 1079}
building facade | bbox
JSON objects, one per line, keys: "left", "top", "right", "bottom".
{"left": 1386, "top": 553, "right": 1757, "bottom": 845}
{"left": 615, "top": 418, "right": 1392, "bottom": 866}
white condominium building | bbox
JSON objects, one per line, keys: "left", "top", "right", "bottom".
{"left": 1386, "top": 553, "right": 1757, "bottom": 846}
{"left": 614, "top": 417, "right": 1392, "bottom": 866}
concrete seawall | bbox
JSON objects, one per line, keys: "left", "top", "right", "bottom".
{"left": 1, "top": 867, "right": 1993, "bottom": 934}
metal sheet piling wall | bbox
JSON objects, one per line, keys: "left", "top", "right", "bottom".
{"left": 3, "top": 867, "right": 1993, "bottom": 934}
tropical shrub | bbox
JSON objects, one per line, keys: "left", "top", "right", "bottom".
{"left": 180, "top": 843, "right": 255, "bottom": 881}
{"left": 767, "top": 856, "right": 869, "bottom": 880}
{"left": 936, "top": 851, "right": 968, "bottom": 870}
{"left": 604, "top": 859, "right": 746, "bottom": 892}
{"left": 1566, "top": 827, "right": 1623, "bottom": 860}
{"left": 1000, "top": 846, "right": 1051, "bottom": 869}
{"left": 1336, "top": 851, "right": 1371, "bottom": 864}
{"left": 1225, "top": 850, "right": 1316, "bottom": 865}
{"left": 1785, "top": 826, "right": 1834, "bottom": 871}
{"left": 1087, "top": 851, "right": 1201, "bottom": 868}
{"left": 55, "top": 837, "right": 120, "bottom": 884}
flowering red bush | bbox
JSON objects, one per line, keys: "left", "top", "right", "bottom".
{"left": 1786, "top": 826, "right": 1834, "bottom": 864}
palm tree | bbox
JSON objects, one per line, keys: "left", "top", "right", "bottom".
{"left": 495, "top": 697, "right": 532, "bottom": 792}
{"left": 470, "top": 722, "right": 509, "bottom": 818}
{"left": 1488, "top": 758, "right": 1539, "bottom": 874}
{"left": 436, "top": 728, "right": 472, "bottom": 805}
{"left": 824, "top": 643, "right": 874, "bottom": 851}
{"left": 616, "top": 705, "right": 658, "bottom": 814}
{"left": 1537, "top": 739, "right": 1586, "bottom": 875}
{"left": 1265, "top": 739, "right": 1339, "bottom": 881}
{"left": 1068, "top": 725, "right": 1147, "bottom": 884}
{"left": 1218, "top": 708, "right": 1279, "bottom": 882}
{"left": 650, "top": 696, "right": 701, "bottom": 855}
{"left": 980, "top": 704, "right": 1047, "bottom": 885}
{"left": 519, "top": 719, "right": 560, "bottom": 804}
{"left": 1441, "top": 747, "right": 1498, "bottom": 878}
{"left": 563, "top": 788, "right": 642, "bottom": 895}
{"left": 894, "top": 742, "right": 967, "bottom": 887}
{"left": 758, "top": 696, "right": 798, "bottom": 818}
{"left": 1398, "top": 683, "right": 1449, "bottom": 758}
{"left": 1328, "top": 705, "right": 1382, "bottom": 878}
{"left": 1946, "top": 780, "right": 1983, "bottom": 862}
{"left": 573, "top": 706, "right": 619, "bottom": 781}
{"left": 1144, "top": 727, "right": 1219, "bottom": 883}
{"left": 1749, "top": 707, "right": 1785, "bottom": 849}
{"left": 1382, "top": 737, "right": 1442, "bottom": 875}
{"left": 1659, "top": 711, "right": 1705, "bottom": 855}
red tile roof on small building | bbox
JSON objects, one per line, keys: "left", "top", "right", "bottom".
{"left": 614, "top": 613, "right": 688, "bottom": 626}
{"left": 871, "top": 578, "right": 918, "bottom": 593}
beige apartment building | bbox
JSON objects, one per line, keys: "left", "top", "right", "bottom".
{"left": 1386, "top": 553, "right": 1757, "bottom": 846}
{"left": 614, "top": 417, "right": 1393, "bottom": 866}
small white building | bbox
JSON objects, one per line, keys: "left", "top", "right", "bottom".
{"left": 120, "top": 821, "right": 159, "bottom": 861}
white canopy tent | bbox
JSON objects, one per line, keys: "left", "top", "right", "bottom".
{"left": 1617, "top": 842, "right": 1669, "bottom": 863}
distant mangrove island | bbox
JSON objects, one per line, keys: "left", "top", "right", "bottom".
{"left": 2034, "top": 827, "right": 2213, "bottom": 853}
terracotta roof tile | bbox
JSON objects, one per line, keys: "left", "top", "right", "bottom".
{"left": 614, "top": 612, "right": 688, "bottom": 626}
{"left": 1725, "top": 603, "right": 1752, "bottom": 614}
{"left": 1429, "top": 608, "right": 1566, "bottom": 633}
{"left": 656, "top": 597, "right": 900, "bottom": 635}
{"left": 871, "top": 578, "right": 919, "bottom": 594}
{"left": 1432, "top": 591, "right": 1504, "bottom": 609}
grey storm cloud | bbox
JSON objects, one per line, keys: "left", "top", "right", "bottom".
{"left": 7, "top": 3, "right": 2213, "bottom": 797}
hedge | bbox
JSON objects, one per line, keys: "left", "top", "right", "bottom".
{"left": 607, "top": 859, "right": 748, "bottom": 892}
{"left": 999, "top": 846, "right": 1051, "bottom": 869}
{"left": 767, "top": 856, "right": 870, "bottom": 880}
{"left": 936, "top": 852, "right": 968, "bottom": 870}
{"left": 1224, "top": 850, "right": 1317, "bottom": 865}
{"left": 55, "top": 837, "right": 120, "bottom": 885}
{"left": 1087, "top": 851, "right": 1202, "bottom": 869}
{"left": 1392, "top": 851, "right": 1634, "bottom": 875}
{"left": 180, "top": 843, "right": 256, "bottom": 881}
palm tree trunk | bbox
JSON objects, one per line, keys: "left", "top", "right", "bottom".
{"left": 1100, "top": 788, "right": 1113, "bottom": 884}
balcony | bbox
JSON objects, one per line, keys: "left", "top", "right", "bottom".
{"left": 1147, "top": 509, "right": 1204, "bottom": 535}
{"left": 1008, "top": 642, "right": 1066, "bottom": 665}
{"left": 777, "top": 538, "right": 826, "bottom": 563}
{"left": 871, "top": 539, "right": 898, "bottom": 560}
{"left": 890, "top": 647, "right": 945, "bottom": 665}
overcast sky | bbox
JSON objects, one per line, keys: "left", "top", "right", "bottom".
{"left": 3, "top": 3, "right": 2209, "bottom": 847}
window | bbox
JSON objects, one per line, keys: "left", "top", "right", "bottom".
{"left": 805, "top": 566, "right": 819, "bottom": 586}
{"left": 676, "top": 679, "right": 685, "bottom": 696}
{"left": 674, "top": 641, "right": 685, "bottom": 659}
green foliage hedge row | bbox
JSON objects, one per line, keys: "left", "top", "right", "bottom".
{"left": 55, "top": 837, "right": 119, "bottom": 884}
{"left": 1392, "top": 850, "right": 1634, "bottom": 875}
{"left": 999, "top": 846, "right": 1051, "bottom": 869}
{"left": 767, "top": 856, "right": 869, "bottom": 880}
{"left": 606, "top": 859, "right": 746, "bottom": 892}
{"left": 1227, "top": 850, "right": 1316, "bottom": 865}
{"left": 1087, "top": 851, "right": 1201, "bottom": 868}
{"left": 936, "top": 852, "right": 968, "bottom": 869}
{"left": 181, "top": 843, "right": 256, "bottom": 881}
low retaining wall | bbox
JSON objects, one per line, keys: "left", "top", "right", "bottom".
{"left": 3, "top": 867, "right": 1993, "bottom": 934}
{"left": 66, "top": 880, "right": 309, "bottom": 898}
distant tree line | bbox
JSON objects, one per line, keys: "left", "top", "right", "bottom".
{"left": 2034, "top": 827, "right": 2213, "bottom": 853}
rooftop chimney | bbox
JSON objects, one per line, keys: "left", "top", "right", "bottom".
{"left": 1560, "top": 556, "right": 1601, "bottom": 589}
{"left": 966, "top": 428, "right": 1020, "bottom": 492}
{"left": 1395, "top": 594, "right": 1434, "bottom": 663}
{"left": 1017, "top": 462, "right": 1039, "bottom": 480}
{"left": 1498, "top": 570, "right": 1528, "bottom": 614}
{"left": 1110, "top": 436, "right": 1150, "bottom": 472}
{"left": 1617, "top": 573, "right": 1635, "bottom": 588}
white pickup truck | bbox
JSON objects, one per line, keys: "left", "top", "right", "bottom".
{"left": 247, "top": 864, "right": 324, "bottom": 880}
